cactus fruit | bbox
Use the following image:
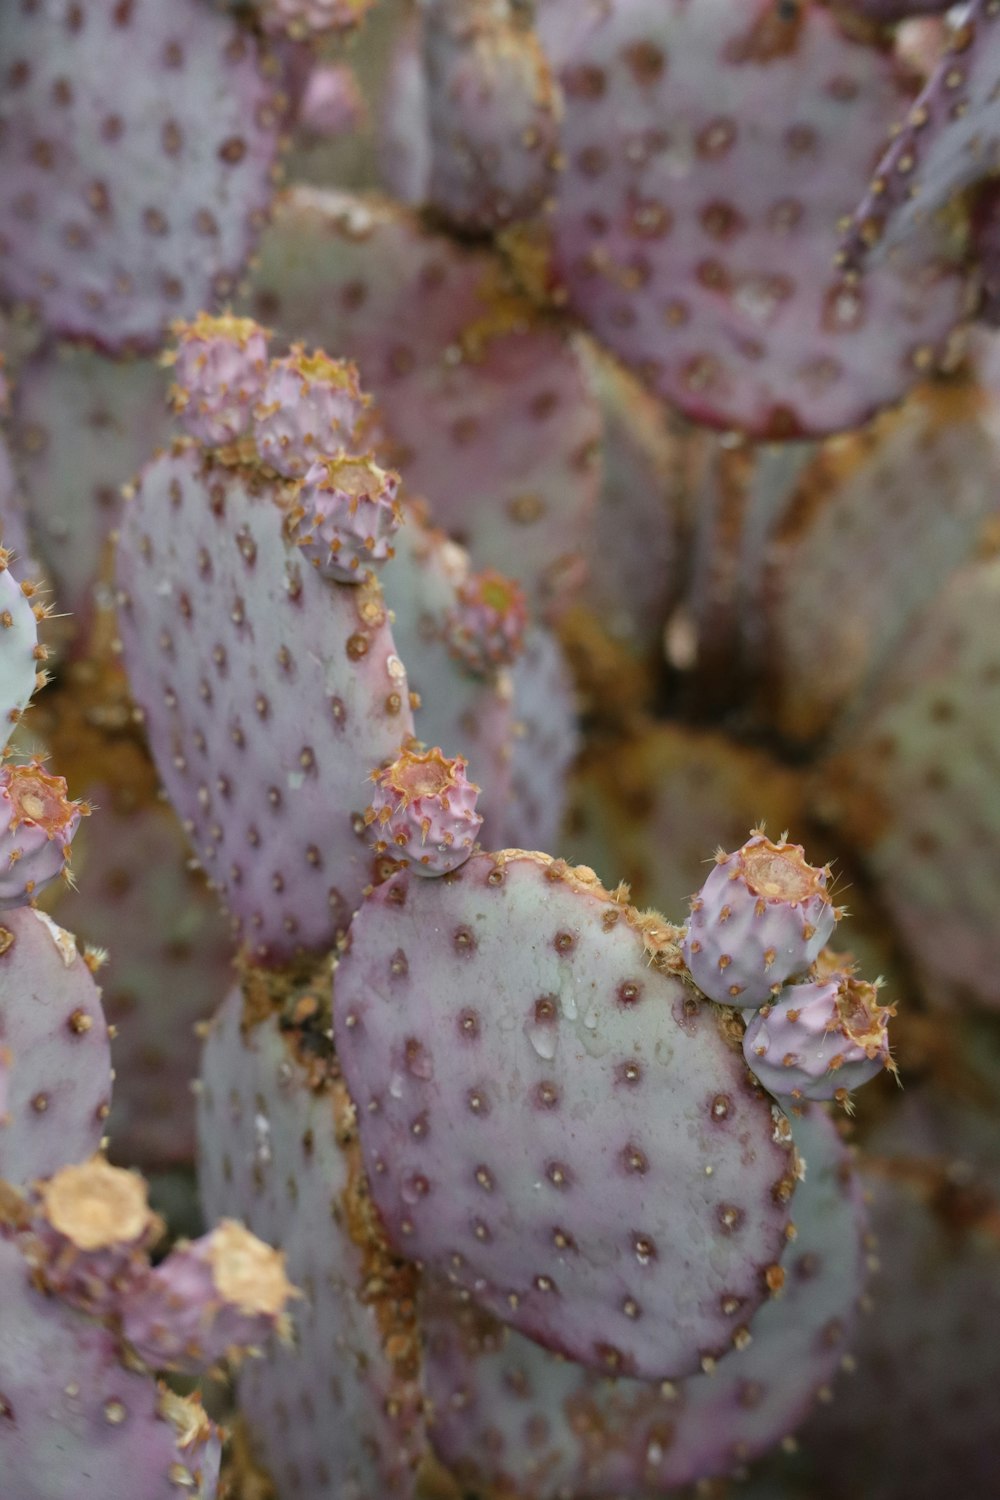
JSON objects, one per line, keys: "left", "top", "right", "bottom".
{"left": 121, "top": 1219, "right": 297, "bottom": 1376}
{"left": 683, "top": 832, "right": 839, "bottom": 1008}
{"left": 297, "top": 63, "right": 367, "bottom": 141}
{"left": 24, "top": 1157, "right": 162, "bottom": 1317}
{"left": 166, "top": 315, "right": 270, "bottom": 450}
{"left": 115, "top": 446, "right": 414, "bottom": 962}
{"left": 0, "top": 759, "right": 85, "bottom": 907}
{"left": 239, "top": 188, "right": 602, "bottom": 613}
{"left": 254, "top": 348, "right": 368, "bottom": 479}
{"left": 420, "top": 1107, "right": 866, "bottom": 1496}
{"left": 743, "top": 973, "right": 896, "bottom": 1105}
{"left": 536, "top": 0, "right": 966, "bottom": 437}
{"left": 289, "top": 454, "right": 403, "bottom": 580}
{"left": 444, "top": 567, "right": 529, "bottom": 675}
{"left": 364, "top": 746, "right": 483, "bottom": 875}
{"left": 334, "top": 852, "right": 798, "bottom": 1381}
{"left": 0, "top": 0, "right": 285, "bottom": 350}
{"left": 0, "top": 559, "right": 43, "bottom": 753}
{"left": 841, "top": 0, "right": 1000, "bottom": 273}
{"left": 0, "top": 907, "right": 111, "bottom": 1185}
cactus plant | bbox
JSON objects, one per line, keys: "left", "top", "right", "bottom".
{"left": 6, "top": 0, "right": 1000, "bottom": 1494}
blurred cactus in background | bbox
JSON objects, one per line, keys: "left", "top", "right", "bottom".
{"left": 2, "top": 1, "right": 1000, "bottom": 1497}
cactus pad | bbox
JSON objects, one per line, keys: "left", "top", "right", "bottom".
{"left": 538, "top": 0, "right": 966, "bottom": 436}
{"left": 0, "top": 0, "right": 284, "bottom": 351}
{"left": 334, "top": 851, "right": 798, "bottom": 1381}
{"left": 198, "top": 985, "right": 427, "bottom": 1500}
{"left": 0, "top": 908, "right": 111, "bottom": 1184}
{"left": 422, "top": 0, "right": 561, "bottom": 230}
{"left": 841, "top": 0, "right": 1000, "bottom": 272}
{"left": 819, "top": 554, "right": 1000, "bottom": 1011}
{"left": 115, "top": 447, "right": 414, "bottom": 963}
{"left": 10, "top": 343, "right": 171, "bottom": 642}
{"left": 421, "top": 1107, "right": 865, "bottom": 1496}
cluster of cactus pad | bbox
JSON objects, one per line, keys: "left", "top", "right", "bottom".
{"left": 3, "top": 1, "right": 1000, "bottom": 1497}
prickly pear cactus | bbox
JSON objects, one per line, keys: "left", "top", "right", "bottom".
{"left": 334, "top": 852, "right": 799, "bottom": 1381}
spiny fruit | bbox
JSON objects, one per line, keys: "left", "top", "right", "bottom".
{"left": 683, "top": 831, "right": 839, "bottom": 1007}
{"left": 742, "top": 972, "right": 896, "bottom": 1105}
{"left": 364, "top": 747, "right": 483, "bottom": 875}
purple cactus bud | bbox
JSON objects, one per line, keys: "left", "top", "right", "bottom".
{"left": 290, "top": 455, "right": 403, "bottom": 580}
{"left": 0, "top": 761, "right": 87, "bottom": 908}
{"left": 254, "top": 347, "right": 369, "bottom": 478}
{"left": 743, "top": 972, "right": 896, "bottom": 1106}
{"left": 258, "top": 0, "right": 375, "bottom": 39}
{"left": 122, "top": 1219, "right": 297, "bottom": 1375}
{"left": 166, "top": 313, "right": 270, "bottom": 447}
{"left": 364, "top": 747, "right": 483, "bottom": 875}
{"left": 299, "top": 64, "right": 367, "bottom": 139}
{"left": 26, "top": 1157, "right": 162, "bottom": 1316}
{"left": 683, "top": 831, "right": 838, "bottom": 1008}
{"left": 444, "top": 568, "right": 528, "bottom": 675}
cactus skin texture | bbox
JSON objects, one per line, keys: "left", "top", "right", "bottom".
{"left": 682, "top": 832, "right": 839, "bottom": 1008}
{"left": 334, "top": 851, "right": 798, "bottom": 1382}
{"left": 742, "top": 973, "right": 896, "bottom": 1105}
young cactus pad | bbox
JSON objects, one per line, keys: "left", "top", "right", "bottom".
{"left": 333, "top": 851, "right": 798, "bottom": 1382}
